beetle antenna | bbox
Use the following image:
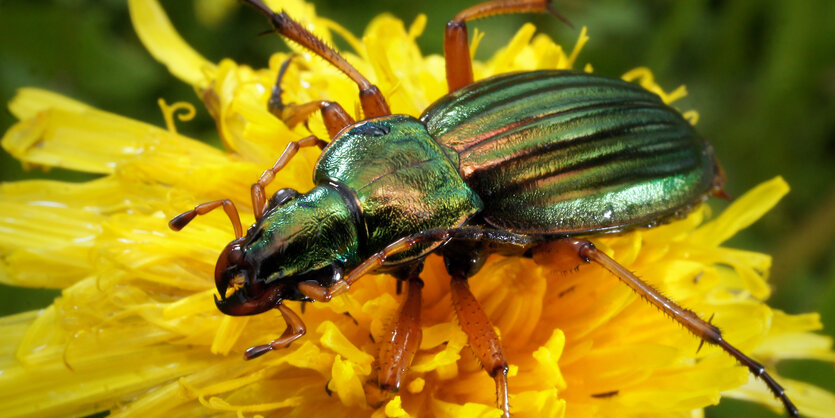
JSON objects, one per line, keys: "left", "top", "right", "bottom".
{"left": 169, "top": 199, "right": 243, "bottom": 239}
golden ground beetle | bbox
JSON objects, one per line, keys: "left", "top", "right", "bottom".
{"left": 169, "top": 1, "right": 798, "bottom": 416}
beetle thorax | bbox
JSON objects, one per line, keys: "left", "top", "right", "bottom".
{"left": 242, "top": 184, "right": 363, "bottom": 288}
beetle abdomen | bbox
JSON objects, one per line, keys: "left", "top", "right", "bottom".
{"left": 421, "top": 70, "right": 720, "bottom": 234}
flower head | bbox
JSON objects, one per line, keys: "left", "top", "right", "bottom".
{"left": 1, "top": 0, "right": 834, "bottom": 417}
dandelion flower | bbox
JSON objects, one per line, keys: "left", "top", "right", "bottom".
{"left": 1, "top": 0, "right": 834, "bottom": 417}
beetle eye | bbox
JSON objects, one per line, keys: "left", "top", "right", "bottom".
{"left": 355, "top": 122, "right": 390, "bottom": 137}
{"left": 269, "top": 188, "right": 299, "bottom": 208}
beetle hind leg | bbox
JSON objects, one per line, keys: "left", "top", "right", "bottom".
{"left": 445, "top": 0, "right": 572, "bottom": 92}
{"left": 533, "top": 238, "right": 799, "bottom": 418}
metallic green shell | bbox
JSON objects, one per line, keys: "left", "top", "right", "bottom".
{"left": 421, "top": 70, "right": 719, "bottom": 234}
{"left": 314, "top": 115, "right": 483, "bottom": 261}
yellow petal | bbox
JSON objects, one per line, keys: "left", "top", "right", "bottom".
{"left": 128, "top": 0, "right": 215, "bottom": 87}
{"left": 692, "top": 176, "right": 790, "bottom": 247}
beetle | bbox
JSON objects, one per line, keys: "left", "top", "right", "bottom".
{"left": 169, "top": 0, "right": 798, "bottom": 416}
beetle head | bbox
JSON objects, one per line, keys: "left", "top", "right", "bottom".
{"left": 210, "top": 185, "right": 360, "bottom": 315}
{"left": 212, "top": 235, "right": 282, "bottom": 316}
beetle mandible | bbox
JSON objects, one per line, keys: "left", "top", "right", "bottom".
{"left": 169, "top": 0, "right": 798, "bottom": 416}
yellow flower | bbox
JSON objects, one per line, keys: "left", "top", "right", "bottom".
{"left": 1, "top": 0, "right": 833, "bottom": 417}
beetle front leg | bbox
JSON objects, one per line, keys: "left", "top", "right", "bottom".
{"left": 244, "top": 303, "right": 307, "bottom": 360}
{"left": 445, "top": 0, "right": 571, "bottom": 92}
{"left": 251, "top": 135, "right": 328, "bottom": 220}
{"left": 268, "top": 56, "right": 355, "bottom": 138}
{"left": 242, "top": 0, "right": 390, "bottom": 118}
{"left": 533, "top": 239, "right": 799, "bottom": 418}
{"left": 450, "top": 274, "right": 510, "bottom": 418}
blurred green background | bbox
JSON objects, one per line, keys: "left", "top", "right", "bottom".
{"left": 1, "top": 0, "right": 833, "bottom": 416}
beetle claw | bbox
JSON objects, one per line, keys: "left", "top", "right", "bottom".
{"left": 244, "top": 344, "right": 273, "bottom": 360}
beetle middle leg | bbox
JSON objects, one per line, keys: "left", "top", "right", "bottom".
{"left": 299, "top": 229, "right": 531, "bottom": 415}
{"left": 364, "top": 275, "right": 424, "bottom": 407}
{"left": 449, "top": 274, "right": 510, "bottom": 417}
{"left": 533, "top": 238, "right": 799, "bottom": 417}
{"left": 444, "top": 238, "right": 511, "bottom": 417}
{"left": 267, "top": 56, "right": 355, "bottom": 138}
{"left": 445, "top": 0, "right": 571, "bottom": 92}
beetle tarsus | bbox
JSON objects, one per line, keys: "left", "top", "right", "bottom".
{"left": 244, "top": 344, "right": 273, "bottom": 360}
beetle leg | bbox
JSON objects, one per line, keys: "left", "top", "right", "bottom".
{"left": 273, "top": 100, "right": 354, "bottom": 138}
{"left": 533, "top": 239, "right": 799, "bottom": 418}
{"left": 321, "top": 227, "right": 536, "bottom": 299}
{"left": 241, "top": 0, "right": 390, "bottom": 118}
{"left": 251, "top": 135, "right": 328, "bottom": 220}
{"left": 268, "top": 56, "right": 355, "bottom": 138}
{"left": 365, "top": 276, "right": 424, "bottom": 407}
{"left": 168, "top": 199, "right": 243, "bottom": 238}
{"left": 445, "top": 0, "right": 572, "bottom": 92}
{"left": 450, "top": 274, "right": 510, "bottom": 418}
{"left": 244, "top": 303, "right": 307, "bottom": 360}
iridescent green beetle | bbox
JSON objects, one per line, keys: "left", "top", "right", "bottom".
{"left": 169, "top": 1, "right": 797, "bottom": 416}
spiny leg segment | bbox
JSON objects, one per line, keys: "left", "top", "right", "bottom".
{"left": 534, "top": 238, "right": 799, "bottom": 418}
{"left": 241, "top": 0, "right": 390, "bottom": 118}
